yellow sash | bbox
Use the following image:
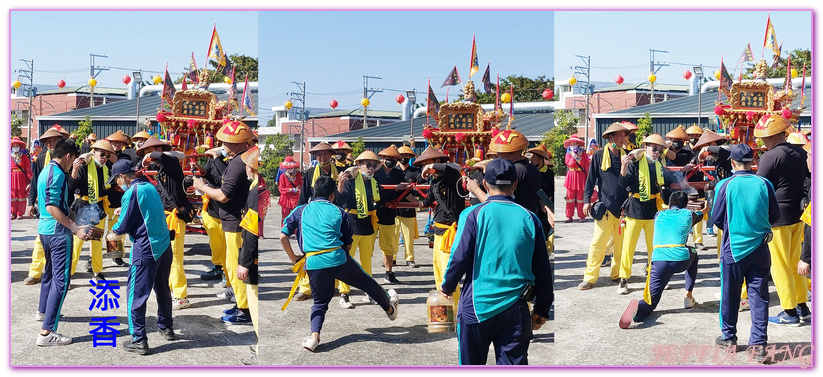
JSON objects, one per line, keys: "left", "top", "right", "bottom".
{"left": 354, "top": 173, "right": 380, "bottom": 219}
{"left": 801, "top": 203, "right": 811, "bottom": 226}
{"left": 638, "top": 157, "right": 664, "bottom": 203}
{"left": 240, "top": 209, "right": 258, "bottom": 235}
{"left": 632, "top": 192, "right": 664, "bottom": 212}
{"left": 348, "top": 209, "right": 378, "bottom": 233}
{"left": 601, "top": 146, "right": 625, "bottom": 171}
{"left": 434, "top": 222, "right": 458, "bottom": 253}
{"left": 311, "top": 163, "right": 339, "bottom": 187}
{"left": 87, "top": 162, "right": 110, "bottom": 204}
{"left": 165, "top": 209, "right": 179, "bottom": 231}
{"left": 281, "top": 247, "right": 339, "bottom": 311}
{"left": 201, "top": 194, "right": 211, "bottom": 215}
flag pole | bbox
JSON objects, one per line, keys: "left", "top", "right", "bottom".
{"left": 426, "top": 76, "right": 430, "bottom": 126}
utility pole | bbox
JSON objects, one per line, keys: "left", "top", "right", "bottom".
{"left": 18, "top": 59, "right": 34, "bottom": 144}
{"left": 649, "top": 49, "right": 670, "bottom": 104}
{"left": 288, "top": 82, "right": 307, "bottom": 168}
{"left": 89, "top": 53, "right": 110, "bottom": 107}
{"left": 573, "top": 55, "right": 591, "bottom": 142}
{"left": 363, "top": 75, "right": 383, "bottom": 129}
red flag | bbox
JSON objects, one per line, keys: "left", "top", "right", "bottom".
{"left": 784, "top": 56, "right": 792, "bottom": 92}
{"left": 228, "top": 66, "right": 238, "bottom": 109}
{"left": 181, "top": 78, "right": 188, "bottom": 91}
{"left": 801, "top": 65, "right": 807, "bottom": 108}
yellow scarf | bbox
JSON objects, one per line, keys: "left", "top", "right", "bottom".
{"left": 354, "top": 173, "right": 380, "bottom": 219}
{"left": 538, "top": 164, "right": 548, "bottom": 173}
{"left": 601, "top": 145, "right": 626, "bottom": 171}
{"left": 801, "top": 203, "right": 811, "bottom": 226}
{"left": 638, "top": 157, "right": 664, "bottom": 202}
{"left": 240, "top": 178, "right": 259, "bottom": 234}
{"left": 87, "top": 161, "right": 110, "bottom": 204}
{"left": 311, "top": 163, "right": 338, "bottom": 187}
{"left": 282, "top": 247, "right": 338, "bottom": 311}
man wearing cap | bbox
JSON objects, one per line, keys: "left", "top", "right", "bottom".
{"left": 24, "top": 125, "right": 70, "bottom": 285}
{"left": 709, "top": 143, "right": 778, "bottom": 363}
{"left": 686, "top": 125, "right": 704, "bottom": 151}
{"left": 67, "top": 139, "right": 116, "bottom": 281}
{"left": 331, "top": 140, "right": 353, "bottom": 169}
{"left": 416, "top": 147, "right": 465, "bottom": 306}
{"left": 563, "top": 135, "right": 589, "bottom": 222}
{"left": 193, "top": 121, "right": 254, "bottom": 324}
{"left": 617, "top": 133, "right": 679, "bottom": 294}
{"left": 578, "top": 123, "right": 630, "bottom": 290}
{"left": 35, "top": 138, "right": 93, "bottom": 346}
{"left": 105, "top": 130, "right": 137, "bottom": 268}
{"left": 139, "top": 136, "right": 195, "bottom": 310}
{"left": 374, "top": 145, "right": 410, "bottom": 284}
{"left": 441, "top": 158, "right": 553, "bottom": 365}
{"left": 335, "top": 150, "right": 383, "bottom": 307}
{"left": 107, "top": 159, "right": 174, "bottom": 354}
{"left": 755, "top": 114, "right": 812, "bottom": 325}
{"left": 395, "top": 145, "right": 423, "bottom": 268}
{"left": 527, "top": 144, "right": 555, "bottom": 255}
{"left": 238, "top": 147, "right": 260, "bottom": 364}
{"left": 198, "top": 145, "right": 229, "bottom": 285}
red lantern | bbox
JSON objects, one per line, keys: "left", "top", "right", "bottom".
{"left": 615, "top": 76, "right": 624, "bottom": 85}
{"left": 396, "top": 94, "right": 405, "bottom": 105}
{"left": 422, "top": 128, "right": 434, "bottom": 139}
{"left": 782, "top": 109, "right": 792, "bottom": 119}
{"left": 542, "top": 89, "right": 554, "bottom": 100}
{"left": 683, "top": 70, "right": 693, "bottom": 80}
{"left": 123, "top": 75, "right": 132, "bottom": 85}
{"left": 330, "top": 99, "right": 338, "bottom": 109}
{"left": 156, "top": 113, "right": 168, "bottom": 123}
{"left": 57, "top": 79, "right": 66, "bottom": 89}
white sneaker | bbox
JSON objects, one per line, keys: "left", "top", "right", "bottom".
{"left": 387, "top": 289, "right": 399, "bottom": 321}
{"left": 739, "top": 299, "right": 750, "bottom": 312}
{"left": 302, "top": 336, "right": 320, "bottom": 352}
{"left": 172, "top": 297, "right": 191, "bottom": 310}
{"left": 35, "top": 312, "right": 44, "bottom": 322}
{"left": 684, "top": 297, "right": 697, "bottom": 309}
{"left": 361, "top": 294, "right": 375, "bottom": 304}
{"left": 217, "top": 288, "right": 234, "bottom": 300}
{"left": 339, "top": 294, "right": 354, "bottom": 309}
{"left": 617, "top": 279, "right": 629, "bottom": 295}
{"left": 36, "top": 331, "right": 72, "bottom": 346}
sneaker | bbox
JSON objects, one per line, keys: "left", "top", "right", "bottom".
{"left": 383, "top": 272, "right": 401, "bottom": 285}
{"left": 739, "top": 299, "right": 749, "bottom": 311}
{"left": 200, "top": 266, "right": 223, "bottom": 281}
{"left": 577, "top": 281, "right": 595, "bottom": 290}
{"left": 695, "top": 243, "right": 705, "bottom": 250}
{"left": 302, "top": 336, "right": 320, "bottom": 352}
{"left": 750, "top": 345, "right": 770, "bottom": 364}
{"left": 797, "top": 305, "right": 812, "bottom": 324}
{"left": 223, "top": 306, "right": 238, "bottom": 315}
{"left": 85, "top": 261, "right": 93, "bottom": 273}
{"left": 601, "top": 254, "right": 612, "bottom": 267}
{"left": 113, "top": 258, "right": 129, "bottom": 267}
{"left": 172, "top": 297, "right": 191, "bottom": 310}
{"left": 548, "top": 252, "right": 555, "bottom": 261}
{"left": 619, "top": 299, "right": 639, "bottom": 329}
{"left": 122, "top": 338, "right": 149, "bottom": 355}
{"left": 684, "top": 297, "right": 697, "bottom": 309}
{"left": 217, "top": 287, "right": 235, "bottom": 300}
{"left": 361, "top": 294, "right": 375, "bottom": 304}
{"left": 294, "top": 292, "right": 311, "bottom": 301}
{"left": 222, "top": 310, "right": 252, "bottom": 325}
{"left": 617, "top": 279, "right": 629, "bottom": 295}
{"left": 158, "top": 327, "right": 175, "bottom": 341}
{"left": 715, "top": 336, "right": 737, "bottom": 350}
{"left": 407, "top": 261, "right": 418, "bottom": 268}
{"left": 93, "top": 273, "right": 106, "bottom": 284}
{"left": 387, "top": 289, "right": 399, "bottom": 321}
{"left": 768, "top": 311, "right": 801, "bottom": 326}
{"left": 664, "top": 283, "right": 671, "bottom": 290}
{"left": 339, "top": 294, "right": 354, "bottom": 309}
{"left": 36, "top": 331, "right": 72, "bottom": 346}
{"left": 23, "top": 277, "right": 41, "bottom": 285}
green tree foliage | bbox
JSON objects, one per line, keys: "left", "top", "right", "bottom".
{"left": 458, "top": 75, "right": 554, "bottom": 104}
{"left": 75, "top": 116, "right": 93, "bottom": 147}
{"left": 743, "top": 49, "right": 810, "bottom": 79}
{"left": 636, "top": 112, "right": 653, "bottom": 139}
{"left": 260, "top": 134, "right": 295, "bottom": 196}
{"left": 351, "top": 136, "right": 366, "bottom": 157}
{"left": 11, "top": 114, "right": 24, "bottom": 138}
{"left": 541, "top": 110, "right": 579, "bottom": 175}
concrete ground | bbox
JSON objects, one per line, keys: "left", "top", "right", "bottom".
{"left": 553, "top": 176, "right": 813, "bottom": 366}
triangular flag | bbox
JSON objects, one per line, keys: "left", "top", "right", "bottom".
{"left": 469, "top": 34, "right": 479, "bottom": 79}
{"left": 207, "top": 24, "right": 226, "bottom": 67}
{"left": 441, "top": 65, "right": 461, "bottom": 88}
{"left": 719, "top": 57, "right": 733, "bottom": 97}
{"left": 764, "top": 14, "right": 780, "bottom": 56}
{"left": 481, "top": 63, "right": 493, "bottom": 94}
{"left": 161, "top": 64, "right": 176, "bottom": 105}
{"left": 737, "top": 43, "right": 754, "bottom": 66}
{"left": 187, "top": 52, "right": 199, "bottom": 84}
{"left": 426, "top": 80, "right": 440, "bottom": 120}
{"left": 242, "top": 74, "right": 255, "bottom": 116}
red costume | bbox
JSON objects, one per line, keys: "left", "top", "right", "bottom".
{"left": 258, "top": 173, "right": 270, "bottom": 238}
{"left": 563, "top": 135, "right": 589, "bottom": 221}
{"left": 10, "top": 137, "right": 33, "bottom": 219}
{"left": 277, "top": 157, "right": 302, "bottom": 226}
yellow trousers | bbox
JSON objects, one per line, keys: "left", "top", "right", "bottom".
{"left": 28, "top": 237, "right": 46, "bottom": 279}
{"left": 395, "top": 216, "right": 419, "bottom": 262}
{"left": 167, "top": 212, "right": 188, "bottom": 299}
{"left": 546, "top": 234, "right": 555, "bottom": 254}
{"left": 338, "top": 233, "right": 376, "bottom": 294}
{"left": 583, "top": 212, "right": 624, "bottom": 283}
{"left": 70, "top": 221, "right": 104, "bottom": 275}
{"left": 201, "top": 210, "right": 226, "bottom": 268}
{"left": 247, "top": 284, "right": 259, "bottom": 346}
{"left": 377, "top": 223, "right": 399, "bottom": 256}
{"left": 620, "top": 218, "right": 654, "bottom": 279}
{"left": 769, "top": 223, "right": 807, "bottom": 309}
{"left": 693, "top": 220, "right": 703, "bottom": 244}
{"left": 433, "top": 233, "right": 460, "bottom": 308}
{"left": 225, "top": 231, "right": 248, "bottom": 309}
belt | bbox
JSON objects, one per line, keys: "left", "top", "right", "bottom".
{"left": 79, "top": 195, "right": 110, "bottom": 209}
{"left": 569, "top": 167, "right": 582, "bottom": 171}
{"left": 282, "top": 247, "right": 339, "bottom": 311}
{"left": 631, "top": 192, "right": 664, "bottom": 211}
{"left": 434, "top": 222, "right": 458, "bottom": 253}
{"left": 348, "top": 208, "right": 378, "bottom": 232}
{"left": 165, "top": 209, "right": 180, "bottom": 231}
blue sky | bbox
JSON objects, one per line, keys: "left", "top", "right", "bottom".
{"left": 10, "top": 11, "right": 257, "bottom": 91}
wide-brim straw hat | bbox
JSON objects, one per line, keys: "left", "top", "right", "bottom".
{"left": 378, "top": 145, "right": 402, "bottom": 159}
{"left": 106, "top": 130, "right": 131, "bottom": 144}
{"left": 132, "top": 131, "right": 151, "bottom": 141}
{"left": 11, "top": 137, "right": 26, "bottom": 147}
{"left": 641, "top": 133, "right": 666, "bottom": 146}
{"left": 413, "top": 147, "right": 449, "bottom": 167}
{"left": 216, "top": 121, "right": 254, "bottom": 144}
{"left": 787, "top": 131, "right": 810, "bottom": 145}
{"left": 563, "top": 135, "right": 585, "bottom": 148}
{"left": 692, "top": 129, "right": 727, "bottom": 150}
{"left": 397, "top": 145, "right": 416, "bottom": 157}
{"left": 528, "top": 144, "right": 552, "bottom": 160}
{"left": 90, "top": 139, "right": 116, "bottom": 154}
{"left": 241, "top": 146, "right": 259, "bottom": 170}
{"left": 621, "top": 121, "right": 638, "bottom": 132}
{"left": 602, "top": 123, "right": 628, "bottom": 138}
{"left": 489, "top": 129, "right": 528, "bottom": 153}
{"left": 665, "top": 126, "right": 690, "bottom": 141}
{"left": 331, "top": 140, "right": 353, "bottom": 153}
{"left": 87, "top": 133, "right": 98, "bottom": 141}
{"left": 354, "top": 150, "right": 380, "bottom": 163}
{"left": 47, "top": 125, "right": 70, "bottom": 137}
{"left": 136, "top": 136, "right": 172, "bottom": 157}
{"left": 803, "top": 141, "right": 811, "bottom": 154}
{"left": 309, "top": 142, "right": 334, "bottom": 154}
{"left": 754, "top": 114, "right": 792, "bottom": 138}
{"left": 686, "top": 125, "right": 704, "bottom": 135}
{"left": 280, "top": 156, "right": 299, "bottom": 169}
{"left": 39, "top": 128, "right": 66, "bottom": 141}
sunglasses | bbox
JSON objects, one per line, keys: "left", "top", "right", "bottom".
{"left": 95, "top": 150, "right": 110, "bottom": 158}
{"left": 362, "top": 162, "right": 379, "bottom": 169}
{"left": 647, "top": 146, "right": 661, "bottom": 153}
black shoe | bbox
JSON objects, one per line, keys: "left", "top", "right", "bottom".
{"left": 93, "top": 273, "right": 106, "bottom": 284}
{"left": 383, "top": 272, "right": 401, "bottom": 284}
{"left": 113, "top": 258, "right": 129, "bottom": 267}
{"left": 601, "top": 254, "right": 612, "bottom": 267}
{"left": 123, "top": 339, "right": 149, "bottom": 355}
{"left": 158, "top": 327, "right": 175, "bottom": 341}
{"left": 715, "top": 336, "right": 737, "bottom": 350}
{"left": 750, "top": 344, "right": 769, "bottom": 364}
{"left": 84, "top": 261, "right": 93, "bottom": 273}
{"left": 200, "top": 265, "right": 223, "bottom": 281}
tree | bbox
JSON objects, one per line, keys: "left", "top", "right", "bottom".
{"left": 260, "top": 134, "right": 294, "bottom": 195}
{"left": 75, "top": 116, "right": 93, "bottom": 147}
{"left": 636, "top": 112, "right": 653, "bottom": 139}
{"left": 743, "top": 48, "right": 811, "bottom": 79}
{"left": 458, "top": 75, "right": 554, "bottom": 104}
{"left": 351, "top": 136, "right": 366, "bottom": 157}
{"left": 541, "top": 109, "right": 578, "bottom": 175}
{"left": 11, "top": 114, "right": 24, "bottom": 138}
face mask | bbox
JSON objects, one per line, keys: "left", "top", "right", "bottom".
{"left": 120, "top": 183, "right": 130, "bottom": 191}
{"left": 221, "top": 148, "right": 228, "bottom": 157}
{"left": 94, "top": 159, "right": 104, "bottom": 167}
{"left": 361, "top": 172, "right": 373, "bottom": 179}
{"left": 136, "top": 141, "right": 144, "bottom": 149}
{"left": 671, "top": 141, "right": 684, "bottom": 150}
{"left": 334, "top": 153, "right": 345, "bottom": 160}
{"left": 400, "top": 158, "right": 410, "bottom": 165}
{"left": 384, "top": 160, "right": 397, "bottom": 168}
{"left": 691, "top": 138, "right": 699, "bottom": 145}
{"left": 629, "top": 134, "right": 637, "bottom": 143}
{"left": 287, "top": 168, "right": 296, "bottom": 174}
{"left": 12, "top": 147, "right": 20, "bottom": 153}
{"left": 610, "top": 143, "right": 618, "bottom": 149}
